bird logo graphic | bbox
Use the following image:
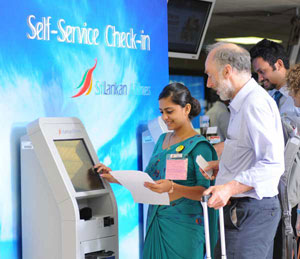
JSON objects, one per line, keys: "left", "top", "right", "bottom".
{"left": 72, "top": 59, "right": 97, "bottom": 98}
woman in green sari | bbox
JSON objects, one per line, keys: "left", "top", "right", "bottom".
{"left": 95, "top": 82, "right": 218, "bottom": 259}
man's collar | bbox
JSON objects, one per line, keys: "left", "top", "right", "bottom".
{"left": 229, "top": 78, "right": 256, "bottom": 113}
{"left": 279, "top": 85, "right": 288, "bottom": 97}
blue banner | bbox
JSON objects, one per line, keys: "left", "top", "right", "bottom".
{"left": 0, "top": 0, "right": 169, "bottom": 258}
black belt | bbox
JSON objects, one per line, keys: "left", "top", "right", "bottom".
{"left": 230, "top": 195, "right": 277, "bottom": 202}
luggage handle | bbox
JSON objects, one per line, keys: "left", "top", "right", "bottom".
{"left": 201, "top": 194, "right": 227, "bottom": 259}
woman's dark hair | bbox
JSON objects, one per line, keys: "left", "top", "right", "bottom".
{"left": 159, "top": 82, "right": 201, "bottom": 120}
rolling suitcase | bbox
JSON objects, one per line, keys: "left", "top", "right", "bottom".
{"left": 201, "top": 195, "right": 227, "bottom": 259}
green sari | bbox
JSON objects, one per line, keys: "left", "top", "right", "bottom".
{"left": 143, "top": 133, "right": 218, "bottom": 259}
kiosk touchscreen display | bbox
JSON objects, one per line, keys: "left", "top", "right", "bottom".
{"left": 54, "top": 139, "right": 105, "bottom": 192}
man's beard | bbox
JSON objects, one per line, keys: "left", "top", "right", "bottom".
{"left": 216, "top": 79, "right": 235, "bottom": 101}
{"left": 262, "top": 80, "right": 277, "bottom": 91}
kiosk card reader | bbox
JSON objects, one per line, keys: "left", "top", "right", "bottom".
{"left": 21, "top": 117, "right": 118, "bottom": 259}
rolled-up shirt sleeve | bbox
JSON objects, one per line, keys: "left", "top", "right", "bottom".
{"left": 234, "top": 100, "right": 285, "bottom": 199}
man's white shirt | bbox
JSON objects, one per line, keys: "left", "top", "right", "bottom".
{"left": 216, "top": 78, "right": 285, "bottom": 199}
{"left": 269, "top": 86, "right": 300, "bottom": 135}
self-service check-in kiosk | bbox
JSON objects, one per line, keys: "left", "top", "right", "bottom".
{"left": 21, "top": 117, "right": 118, "bottom": 259}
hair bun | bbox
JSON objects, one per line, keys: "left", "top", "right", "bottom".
{"left": 189, "top": 97, "right": 201, "bottom": 119}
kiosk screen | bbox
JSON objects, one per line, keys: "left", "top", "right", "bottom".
{"left": 54, "top": 139, "right": 105, "bottom": 192}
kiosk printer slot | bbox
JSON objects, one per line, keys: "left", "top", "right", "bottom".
{"left": 21, "top": 117, "right": 118, "bottom": 259}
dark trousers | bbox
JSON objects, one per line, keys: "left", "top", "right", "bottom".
{"left": 214, "top": 196, "right": 281, "bottom": 259}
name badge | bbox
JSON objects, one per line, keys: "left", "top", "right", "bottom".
{"left": 165, "top": 154, "right": 188, "bottom": 180}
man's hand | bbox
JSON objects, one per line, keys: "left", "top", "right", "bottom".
{"left": 199, "top": 160, "right": 219, "bottom": 180}
{"left": 144, "top": 179, "right": 172, "bottom": 193}
{"left": 203, "top": 180, "right": 253, "bottom": 209}
{"left": 203, "top": 184, "right": 232, "bottom": 209}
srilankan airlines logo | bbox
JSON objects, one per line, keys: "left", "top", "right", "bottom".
{"left": 58, "top": 128, "right": 81, "bottom": 135}
{"left": 71, "top": 58, "right": 151, "bottom": 97}
{"left": 72, "top": 59, "right": 97, "bottom": 98}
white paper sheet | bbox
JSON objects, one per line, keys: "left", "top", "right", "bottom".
{"left": 109, "top": 170, "right": 170, "bottom": 205}
{"left": 196, "top": 155, "right": 213, "bottom": 178}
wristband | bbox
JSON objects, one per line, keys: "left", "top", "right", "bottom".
{"left": 168, "top": 180, "right": 175, "bottom": 193}
{"left": 297, "top": 209, "right": 300, "bottom": 215}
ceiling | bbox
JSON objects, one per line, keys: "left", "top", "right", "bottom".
{"left": 169, "top": 0, "right": 300, "bottom": 73}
